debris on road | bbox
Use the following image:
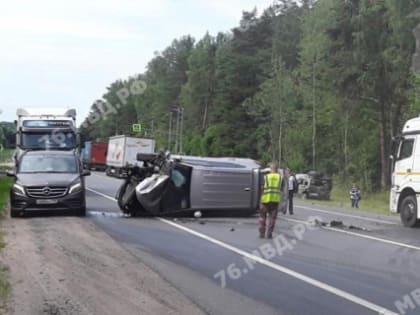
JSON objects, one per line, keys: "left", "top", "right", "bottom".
{"left": 307, "top": 217, "right": 370, "bottom": 232}
{"left": 348, "top": 225, "right": 368, "bottom": 231}
{"left": 329, "top": 220, "right": 344, "bottom": 227}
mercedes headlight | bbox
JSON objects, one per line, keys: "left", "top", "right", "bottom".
{"left": 12, "top": 183, "right": 25, "bottom": 196}
{"left": 69, "top": 182, "right": 82, "bottom": 194}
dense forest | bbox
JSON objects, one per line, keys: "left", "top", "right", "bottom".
{"left": 80, "top": 0, "right": 420, "bottom": 191}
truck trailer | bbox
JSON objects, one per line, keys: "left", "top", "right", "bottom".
{"left": 82, "top": 141, "right": 108, "bottom": 171}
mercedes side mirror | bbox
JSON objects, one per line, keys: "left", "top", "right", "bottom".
{"left": 6, "top": 170, "right": 16, "bottom": 177}
{"left": 82, "top": 170, "right": 91, "bottom": 176}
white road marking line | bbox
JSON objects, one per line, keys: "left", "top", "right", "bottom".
{"left": 159, "top": 217, "right": 398, "bottom": 315}
{"left": 88, "top": 188, "right": 398, "bottom": 315}
{"left": 86, "top": 188, "right": 117, "bottom": 201}
{"left": 296, "top": 205, "right": 397, "bottom": 225}
{"left": 90, "top": 172, "right": 115, "bottom": 179}
{"left": 91, "top": 172, "right": 104, "bottom": 177}
{"left": 324, "top": 227, "right": 420, "bottom": 251}
{"left": 87, "top": 186, "right": 418, "bottom": 251}
{"left": 88, "top": 186, "right": 419, "bottom": 252}
{"left": 282, "top": 216, "right": 420, "bottom": 252}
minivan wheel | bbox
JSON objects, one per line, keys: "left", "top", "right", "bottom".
{"left": 10, "top": 209, "right": 20, "bottom": 218}
{"left": 76, "top": 207, "right": 86, "bottom": 217}
{"left": 400, "top": 195, "right": 419, "bottom": 228}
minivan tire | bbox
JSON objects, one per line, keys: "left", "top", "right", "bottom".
{"left": 76, "top": 207, "right": 86, "bottom": 217}
{"left": 10, "top": 209, "right": 20, "bottom": 218}
{"left": 400, "top": 195, "right": 419, "bottom": 228}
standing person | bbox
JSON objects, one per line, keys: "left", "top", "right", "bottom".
{"left": 259, "top": 163, "right": 283, "bottom": 239}
{"left": 287, "top": 169, "right": 298, "bottom": 215}
{"left": 349, "top": 183, "right": 361, "bottom": 208}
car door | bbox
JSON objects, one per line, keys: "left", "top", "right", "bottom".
{"left": 393, "top": 136, "right": 416, "bottom": 190}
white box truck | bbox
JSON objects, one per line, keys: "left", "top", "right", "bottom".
{"left": 106, "top": 135, "right": 155, "bottom": 178}
{"left": 390, "top": 115, "right": 420, "bottom": 227}
{"left": 14, "top": 108, "right": 78, "bottom": 165}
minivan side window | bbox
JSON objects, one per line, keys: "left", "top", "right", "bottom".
{"left": 399, "top": 139, "right": 414, "bottom": 160}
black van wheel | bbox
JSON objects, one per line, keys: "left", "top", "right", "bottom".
{"left": 10, "top": 209, "right": 20, "bottom": 218}
{"left": 400, "top": 195, "right": 419, "bottom": 227}
{"left": 76, "top": 207, "right": 86, "bottom": 217}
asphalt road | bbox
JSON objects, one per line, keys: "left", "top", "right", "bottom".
{"left": 85, "top": 172, "right": 420, "bottom": 315}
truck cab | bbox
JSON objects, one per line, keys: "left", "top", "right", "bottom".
{"left": 390, "top": 116, "right": 420, "bottom": 227}
{"left": 15, "top": 108, "right": 78, "bottom": 164}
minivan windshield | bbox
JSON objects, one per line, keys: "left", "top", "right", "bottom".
{"left": 19, "top": 155, "right": 78, "bottom": 174}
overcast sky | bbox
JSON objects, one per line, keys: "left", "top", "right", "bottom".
{"left": 0, "top": 0, "right": 274, "bottom": 124}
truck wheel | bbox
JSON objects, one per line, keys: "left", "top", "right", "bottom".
{"left": 400, "top": 195, "right": 419, "bottom": 227}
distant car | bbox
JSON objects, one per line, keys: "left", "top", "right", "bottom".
{"left": 7, "top": 150, "right": 90, "bottom": 217}
{"left": 296, "top": 171, "right": 332, "bottom": 200}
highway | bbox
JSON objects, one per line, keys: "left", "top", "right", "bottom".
{"left": 85, "top": 172, "right": 420, "bottom": 315}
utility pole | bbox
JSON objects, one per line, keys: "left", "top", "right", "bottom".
{"left": 168, "top": 110, "right": 173, "bottom": 151}
{"left": 179, "top": 107, "right": 184, "bottom": 154}
{"left": 168, "top": 106, "right": 184, "bottom": 153}
{"left": 312, "top": 60, "right": 316, "bottom": 170}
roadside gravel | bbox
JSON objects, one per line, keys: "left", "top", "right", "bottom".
{"left": 0, "top": 216, "right": 206, "bottom": 315}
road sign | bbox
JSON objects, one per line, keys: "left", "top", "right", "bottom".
{"left": 132, "top": 123, "right": 142, "bottom": 134}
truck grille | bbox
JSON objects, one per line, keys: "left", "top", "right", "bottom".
{"left": 26, "top": 186, "right": 68, "bottom": 199}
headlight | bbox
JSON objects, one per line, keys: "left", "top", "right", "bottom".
{"left": 69, "top": 182, "right": 82, "bottom": 194}
{"left": 12, "top": 183, "right": 25, "bottom": 196}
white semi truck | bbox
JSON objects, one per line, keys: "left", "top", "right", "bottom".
{"left": 390, "top": 115, "right": 420, "bottom": 227}
{"left": 14, "top": 108, "right": 78, "bottom": 164}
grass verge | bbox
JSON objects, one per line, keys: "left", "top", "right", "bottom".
{"left": 298, "top": 185, "right": 393, "bottom": 215}
{"left": 0, "top": 150, "right": 13, "bottom": 163}
{"left": 0, "top": 177, "right": 12, "bottom": 311}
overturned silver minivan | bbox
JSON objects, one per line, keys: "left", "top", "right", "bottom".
{"left": 116, "top": 152, "right": 263, "bottom": 216}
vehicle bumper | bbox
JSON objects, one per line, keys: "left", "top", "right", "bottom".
{"left": 10, "top": 190, "right": 85, "bottom": 212}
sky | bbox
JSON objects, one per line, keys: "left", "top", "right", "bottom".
{"left": 0, "top": 0, "right": 274, "bottom": 124}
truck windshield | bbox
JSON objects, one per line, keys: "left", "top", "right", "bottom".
{"left": 21, "top": 132, "right": 77, "bottom": 149}
{"left": 19, "top": 155, "right": 78, "bottom": 174}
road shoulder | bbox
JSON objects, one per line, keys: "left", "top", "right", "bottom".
{"left": 0, "top": 216, "right": 206, "bottom": 315}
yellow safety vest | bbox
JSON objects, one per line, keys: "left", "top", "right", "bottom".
{"left": 261, "top": 173, "right": 281, "bottom": 204}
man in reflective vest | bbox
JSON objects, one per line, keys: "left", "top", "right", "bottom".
{"left": 259, "top": 163, "right": 284, "bottom": 239}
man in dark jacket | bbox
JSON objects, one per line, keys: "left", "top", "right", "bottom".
{"left": 287, "top": 169, "right": 298, "bottom": 215}
{"left": 350, "top": 183, "right": 361, "bottom": 208}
